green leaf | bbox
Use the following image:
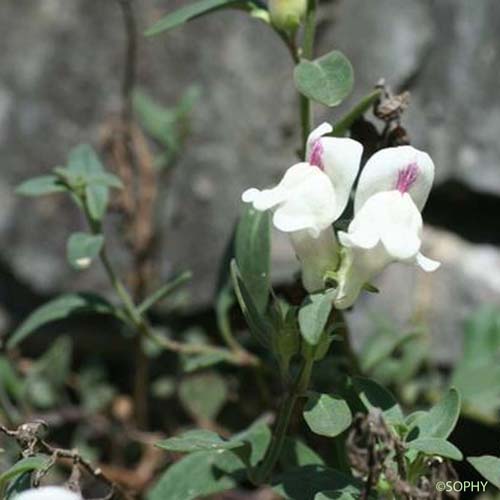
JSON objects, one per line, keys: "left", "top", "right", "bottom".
{"left": 451, "top": 307, "right": 500, "bottom": 421}
{"left": 406, "top": 437, "right": 463, "bottom": 461}
{"left": 230, "top": 417, "right": 271, "bottom": 467}
{"left": 0, "top": 356, "right": 24, "bottom": 401}
{"left": 360, "top": 324, "right": 421, "bottom": 373}
{"left": 280, "top": 438, "right": 325, "bottom": 469}
{"left": 134, "top": 87, "right": 200, "bottom": 169}
{"left": 85, "top": 184, "right": 108, "bottom": 222}
{"left": 87, "top": 172, "right": 123, "bottom": 189}
{"left": 146, "top": 450, "right": 239, "bottom": 500}
{"left": 298, "top": 291, "right": 335, "bottom": 346}
{"left": 5, "top": 472, "right": 32, "bottom": 499}
{"left": 145, "top": 0, "right": 253, "bottom": 37}
{"left": 407, "top": 388, "right": 461, "bottom": 440}
{"left": 157, "top": 429, "right": 244, "bottom": 453}
{"left": 7, "top": 293, "right": 116, "bottom": 348}
{"left": 66, "top": 232, "right": 104, "bottom": 270}
{"left": 0, "top": 456, "right": 49, "bottom": 490}
{"left": 230, "top": 260, "right": 271, "bottom": 348}
{"left": 273, "top": 465, "right": 361, "bottom": 500}
{"left": 178, "top": 372, "right": 228, "bottom": 421}
{"left": 137, "top": 271, "right": 192, "bottom": 314}
{"left": 182, "top": 351, "right": 231, "bottom": 373}
{"left": 149, "top": 418, "right": 270, "bottom": 500}
{"left": 467, "top": 455, "right": 500, "bottom": 488}
{"left": 294, "top": 51, "right": 354, "bottom": 107}
{"left": 235, "top": 205, "right": 271, "bottom": 314}
{"left": 25, "top": 337, "right": 73, "bottom": 408}
{"left": 352, "top": 377, "right": 404, "bottom": 424}
{"left": 332, "top": 89, "right": 382, "bottom": 137}
{"left": 303, "top": 392, "right": 352, "bottom": 438}
{"left": 315, "top": 492, "right": 356, "bottom": 500}
{"left": 67, "top": 144, "right": 104, "bottom": 176}
{"left": 16, "top": 175, "right": 66, "bottom": 197}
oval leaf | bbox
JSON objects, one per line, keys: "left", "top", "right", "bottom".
{"left": 156, "top": 429, "right": 244, "bottom": 453}
{"left": 178, "top": 372, "right": 228, "bottom": 421}
{"left": 85, "top": 184, "right": 109, "bottom": 222}
{"left": 407, "top": 388, "right": 461, "bottom": 440}
{"left": 67, "top": 232, "right": 104, "bottom": 270}
{"left": 0, "top": 456, "right": 49, "bottom": 490}
{"left": 273, "top": 465, "right": 361, "bottom": 500}
{"left": 7, "top": 293, "right": 116, "bottom": 348}
{"left": 235, "top": 206, "right": 271, "bottom": 314}
{"left": 407, "top": 437, "right": 463, "bottom": 461}
{"left": 298, "top": 291, "right": 335, "bottom": 346}
{"left": 147, "top": 450, "right": 238, "bottom": 500}
{"left": 16, "top": 175, "right": 66, "bottom": 197}
{"left": 230, "top": 260, "right": 271, "bottom": 348}
{"left": 145, "top": 0, "right": 251, "bottom": 36}
{"left": 467, "top": 455, "right": 500, "bottom": 488}
{"left": 352, "top": 377, "right": 404, "bottom": 424}
{"left": 294, "top": 51, "right": 354, "bottom": 107}
{"left": 303, "top": 392, "right": 352, "bottom": 438}
{"left": 315, "top": 492, "right": 355, "bottom": 500}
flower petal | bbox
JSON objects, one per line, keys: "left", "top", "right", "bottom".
{"left": 355, "top": 145, "right": 435, "bottom": 212}
{"left": 290, "top": 227, "right": 338, "bottom": 292}
{"left": 319, "top": 136, "right": 363, "bottom": 218}
{"left": 334, "top": 243, "right": 391, "bottom": 310}
{"left": 338, "top": 228, "right": 379, "bottom": 249}
{"left": 305, "top": 122, "right": 363, "bottom": 219}
{"left": 15, "top": 487, "right": 82, "bottom": 500}
{"left": 242, "top": 162, "right": 338, "bottom": 236}
{"left": 416, "top": 252, "right": 441, "bottom": 272}
{"left": 305, "top": 122, "right": 333, "bottom": 159}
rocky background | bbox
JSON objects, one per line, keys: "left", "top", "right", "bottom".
{"left": 1, "top": 0, "right": 499, "bottom": 363}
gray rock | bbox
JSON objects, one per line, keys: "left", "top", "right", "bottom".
{"left": 345, "top": 227, "right": 500, "bottom": 363}
{"left": 0, "top": 0, "right": 499, "bottom": 311}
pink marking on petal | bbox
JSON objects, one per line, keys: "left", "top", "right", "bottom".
{"left": 396, "top": 162, "right": 419, "bottom": 193}
{"left": 308, "top": 139, "right": 324, "bottom": 169}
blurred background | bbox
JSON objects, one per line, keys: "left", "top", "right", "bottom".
{"left": 0, "top": 0, "right": 499, "bottom": 497}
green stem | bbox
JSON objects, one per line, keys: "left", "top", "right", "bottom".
{"left": 331, "top": 88, "right": 382, "bottom": 137}
{"left": 255, "top": 356, "right": 314, "bottom": 484}
{"left": 82, "top": 209, "right": 256, "bottom": 367}
{"left": 299, "top": 0, "right": 316, "bottom": 156}
{"left": 302, "top": 0, "right": 317, "bottom": 60}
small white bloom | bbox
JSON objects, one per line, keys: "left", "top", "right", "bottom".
{"left": 354, "top": 145, "right": 435, "bottom": 212}
{"left": 14, "top": 486, "right": 82, "bottom": 500}
{"left": 242, "top": 123, "right": 363, "bottom": 292}
{"left": 335, "top": 146, "right": 440, "bottom": 309}
{"left": 242, "top": 162, "right": 337, "bottom": 238}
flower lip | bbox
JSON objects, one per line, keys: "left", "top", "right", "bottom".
{"left": 396, "top": 162, "right": 419, "bottom": 193}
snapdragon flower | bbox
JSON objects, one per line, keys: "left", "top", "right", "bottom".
{"left": 14, "top": 486, "right": 82, "bottom": 500}
{"left": 334, "top": 146, "right": 440, "bottom": 309}
{"left": 242, "top": 123, "right": 363, "bottom": 292}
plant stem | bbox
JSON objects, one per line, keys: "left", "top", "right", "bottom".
{"left": 299, "top": 0, "right": 316, "bottom": 155}
{"left": 82, "top": 209, "right": 256, "bottom": 366}
{"left": 255, "top": 356, "right": 314, "bottom": 484}
{"left": 331, "top": 88, "right": 383, "bottom": 137}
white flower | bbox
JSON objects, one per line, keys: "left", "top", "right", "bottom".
{"left": 335, "top": 145, "right": 440, "bottom": 309}
{"left": 242, "top": 123, "right": 363, "bottom": 291}
{"left": 14, "top": 486, "right": 82, "bottom": 500}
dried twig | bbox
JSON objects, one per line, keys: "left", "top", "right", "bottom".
{"left": 1, "top": 422, "right": 133, "bottom": 500}
{"left": 346, "top": 411, "right": 458, "bottom": 500}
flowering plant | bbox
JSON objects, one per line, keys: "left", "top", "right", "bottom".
{"left": 1, "top": 1, "right": 499, "bottom": 499}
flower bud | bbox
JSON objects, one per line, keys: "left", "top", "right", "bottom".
{"left": 269, "top": 0, "right": 307, "bottom": 32}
